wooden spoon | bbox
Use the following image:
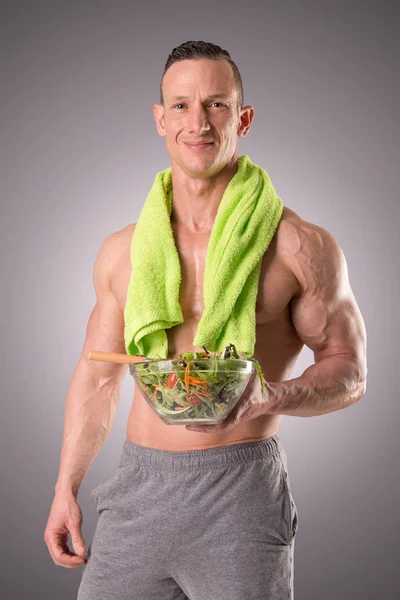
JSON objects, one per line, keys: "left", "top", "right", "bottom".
{"left": 87, "top": 350, "right": 148, "bottom": 365}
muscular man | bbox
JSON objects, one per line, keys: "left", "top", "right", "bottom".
{"left": 44, "top": 41, "right": 367, "bottom": 599}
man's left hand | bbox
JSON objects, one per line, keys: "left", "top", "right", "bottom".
{"left": 184, "top": 371, "right": 273, "bottom": 433}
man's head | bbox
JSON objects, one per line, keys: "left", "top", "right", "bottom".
{"left": 153, "top": 41, "right": 254, "bottom": 178}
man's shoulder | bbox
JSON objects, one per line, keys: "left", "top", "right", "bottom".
{"left": 97, "top": 223, "right": 136, "bottom": 276}
{"left": 277, "top": 205, "right": 338, "bottom": 250}
{"left": 275, "top": 206, "right": 343, "bottom": 289}
{"left": 104, "top": 223, "right": 136, "bottom": 251}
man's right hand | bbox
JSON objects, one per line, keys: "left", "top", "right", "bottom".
{"left": 44, "top": 492, "right": 88, "bottom": 568}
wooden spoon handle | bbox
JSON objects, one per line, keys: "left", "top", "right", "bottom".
{"left": 87, "top": 350, "right": 148, "bottom": 365}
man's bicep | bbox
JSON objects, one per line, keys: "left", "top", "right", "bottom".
{"left": 289, "top": 224, "right": 367, "bottom": 370}
{"left": 80, "top": 233, "right": 128, "bottom": 384}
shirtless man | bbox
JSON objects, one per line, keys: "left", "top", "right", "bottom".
{"left": 44, "top": 41, "right": 367, "bottom": 599}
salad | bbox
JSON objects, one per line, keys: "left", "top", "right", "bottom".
{"left": 133, "top": 343, "right": 265, "bottom": 422}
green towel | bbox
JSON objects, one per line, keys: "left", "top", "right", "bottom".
{"left": 123, "top": 154, "right": 283, "bottom": 359}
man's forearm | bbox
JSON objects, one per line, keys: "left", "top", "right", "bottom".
{"left": 264, "top": 354, "right": 367, "bottom": 417}
{"left": 55, "top": 360, "right": 121, "bottom": 497}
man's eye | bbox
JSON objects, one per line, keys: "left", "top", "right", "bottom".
{"left": 172, "top": 102, "right": 224, "bottom": 109}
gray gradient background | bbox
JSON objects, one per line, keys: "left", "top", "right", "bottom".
{"left": 1, "top": 0, "right": 399, "bottom": 598}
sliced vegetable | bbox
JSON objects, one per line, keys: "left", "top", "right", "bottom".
{"left": 188, "top": 394, "right": 203, "bottom": 405}
{"left": 166, "top": 372, "right": 178, "bottom": 389}
{"left": 134, "top": 343, "right": 266, "bottom": 421}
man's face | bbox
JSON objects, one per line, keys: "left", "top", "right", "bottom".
{"left": 153, "top": 59, "right": 253, "bottom": 177}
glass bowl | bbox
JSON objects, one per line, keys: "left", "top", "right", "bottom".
{"left": 129, "top": 357, "right": 255, "bottom": 425}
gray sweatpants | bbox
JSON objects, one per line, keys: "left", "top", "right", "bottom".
{"left": 78, "top": 435, "right": 298, "bottom": 600}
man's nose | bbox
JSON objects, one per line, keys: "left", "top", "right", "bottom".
{"left": 187, "top": 106, "right": 211, "bottom": 133}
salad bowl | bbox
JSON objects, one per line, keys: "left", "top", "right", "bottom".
{"left": 129, "top": 345, "right": 261, "bottom": 425}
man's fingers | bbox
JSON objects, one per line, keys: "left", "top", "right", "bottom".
{"left": 45, "top": 531, "right": 87, "bottom": 568}
{"left": 44, "top": 494, "right": 88, "bottom": 568}
{"left": 55, "top": 548, "right": 86, "bottom": 568}
{"left": 70, "top": 525, "right": 87, "bottom": 559}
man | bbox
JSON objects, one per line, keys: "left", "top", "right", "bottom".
{"left": 44, "top": 41, "right": 367, "bottom": 599}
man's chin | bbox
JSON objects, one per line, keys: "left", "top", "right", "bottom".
{"left": 177, "top": 154, "right": 218, "bottom": 176}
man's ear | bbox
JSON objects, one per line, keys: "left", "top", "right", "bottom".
{"left": 153, "top": 104, "right": 166, "bottom": 137}
{"left": 237, "top": 105, "right": 255, "bottom": 138}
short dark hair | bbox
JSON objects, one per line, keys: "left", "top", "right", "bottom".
{"left": 160, "top": 40, "right": 244, "bottom": 108}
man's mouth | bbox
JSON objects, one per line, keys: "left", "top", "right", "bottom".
{"left": 184, "top": 141, "right": 214, "bottom": 150}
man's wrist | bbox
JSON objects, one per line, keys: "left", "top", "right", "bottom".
{"left": 54, "top": 479, "right": 80, "bottom": 498}
{"left": 260, "top": 379, "right": 281, "bottom": 414}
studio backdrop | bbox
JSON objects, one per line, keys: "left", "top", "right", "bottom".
{"left": 1, "top": 1, "right": 399, "bottom": 599}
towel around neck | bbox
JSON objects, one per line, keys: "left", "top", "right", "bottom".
{"left": 123, "top": 154, "right": 284, "bottom": 359}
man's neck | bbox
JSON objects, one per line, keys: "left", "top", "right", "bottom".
{"left": 170, "top": 157, "right": 239, "bottom": 233}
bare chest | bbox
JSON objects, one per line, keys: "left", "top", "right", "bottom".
{"left": 113, "top": 218, "right": 300, "bottom": 360}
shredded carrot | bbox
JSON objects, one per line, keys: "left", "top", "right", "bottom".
{"left": 217, "top": 403, "right": 226, "bottom": 415}
{"left": 174, "top": 407, "right": 186, "bottom": 411}
{"left": 192, "top": 389, "right": 213, "bottom": 397}
{"left": 170, "top": 394, "right": 192, "bottom": 406}
{"left": 187, "top": 377, "right": 208, "bottom": 385}
{"left": 184, "top": 363, "right": 191, "bottom": 393}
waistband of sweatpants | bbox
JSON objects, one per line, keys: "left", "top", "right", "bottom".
{"left": 118, "top": 435, "right": 284, "bottom": 472}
